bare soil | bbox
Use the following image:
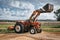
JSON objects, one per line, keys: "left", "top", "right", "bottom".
{"left": 0, "top": 31, "right": 60, "bottom": 40}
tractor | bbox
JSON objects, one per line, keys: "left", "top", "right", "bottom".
{"left": 8, "top": 3, "right": 53, "bottom": 34}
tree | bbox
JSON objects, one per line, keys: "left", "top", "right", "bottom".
{"left": 54, "top": 9, "right": 60, "bottom": 21}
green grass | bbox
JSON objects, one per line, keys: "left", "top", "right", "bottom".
{"left": 0, "top": 24, "right": 15, "bottom": 33}
{"left": 43, "top": 28, "right": 60, "bottom": 32}
{"left": 42, "top": 25, "right": 60, "bottom": 28}
{"left": 52, "top": 25, "right": 60, "bottom": 28}
{"left": 0, "top": 24, "right": 60, "bottom": 33}
{"left": 0, "top": 24, "right": 14, "bottom": 28}
{"left": 42, "top": 26, "right": 60, "bottom": 32}
{"left": 0, "top": 29, "right": 15, "bottom": 33}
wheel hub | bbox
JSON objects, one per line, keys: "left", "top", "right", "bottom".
{"left": 15, "top": 25, "right": 21, "bottom": 32}
{"left": 31, "top": 29, "right": 34, "bottom": 33}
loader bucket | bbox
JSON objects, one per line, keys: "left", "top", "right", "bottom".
{"left": 43, "top": 3, "right": 53, "bottom": 12}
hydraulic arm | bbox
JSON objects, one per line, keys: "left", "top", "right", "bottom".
{"left": 29, "top": 3, "right": 53, "bottom": 21}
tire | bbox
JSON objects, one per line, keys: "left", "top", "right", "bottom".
{"left": 37, "top": 29, "right": 42, "bottom": 33}
{"left": 30, "top": 27, "right": 37, "bottom": 34}
{"left": 14, "top": 24, "right": 24, "bottom": 33}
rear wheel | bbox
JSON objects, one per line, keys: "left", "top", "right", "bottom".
{"left": 14, "top": 24, "right": 24, "bottom": 33}
{"left": 30, "top": 27, "right": 37, "bottom": 34}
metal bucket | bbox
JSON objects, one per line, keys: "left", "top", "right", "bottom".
{"left": 43, "top": 3, "right": 53, "bottom": 12}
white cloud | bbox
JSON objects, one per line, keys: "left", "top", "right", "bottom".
{"left": 10, "top": 1, "right": 20, "bottom": 8}
{"left": 10, "top": 1, "right": 34, "bottom": 10}
{"left": 0, "top": 0, "right": 59, "bottom": 20}
{"left": 10, "top": 1, "right": 35, "bottom": 19}
{"left": 38, "top": 12, "right": 56, "bottom": 20}
{"left": 54, "top": 5, "right": 60, "bottom": 11}
{"left": 0, "top": 1, "right": 35, "bottom": 20}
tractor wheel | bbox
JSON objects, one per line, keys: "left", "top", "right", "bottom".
{"left": 30, "top": 27, "right": 37, "bottom": 34}
{"left": 14, "top": 24, "right": 24, "bottom": 33}
{"left": 37, "top": 29, "right": 42, "bottom": 33}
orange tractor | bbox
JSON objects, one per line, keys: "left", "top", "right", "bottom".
{"left": 8, "top": 3, "right": 53, "bottom": 34}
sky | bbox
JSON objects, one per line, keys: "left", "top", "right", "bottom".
{"left": 0, "top": 0, "right": 60, "bottom": 20}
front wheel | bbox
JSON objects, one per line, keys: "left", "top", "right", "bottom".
{"left": 30, "top": 27, "right": 37, "bottom": 34}
{"left": 37, "top": 29, "right": 42, "bottom": 33}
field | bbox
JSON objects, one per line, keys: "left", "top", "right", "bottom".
{"left": 0, "top": 21, "right": 60, "bottom": 40}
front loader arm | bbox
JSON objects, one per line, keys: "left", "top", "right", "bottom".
{"left": 29, "top": 10, "right": 41, "bottom": 21}
{"left": 29, "top": 3, "right": 53, "bottom": 21}
{"left": 29, "top": 9, "right": 48, "bottom": 21}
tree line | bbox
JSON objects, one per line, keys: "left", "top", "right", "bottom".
{"left": 54, "top": 9, "right": 60, "bottom": 21}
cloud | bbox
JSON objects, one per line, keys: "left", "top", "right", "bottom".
{"left": 10, "top": 1, "right": 20, "bottom": 8}
{"left": 10, "top": 1, "right": 34, "bottom": 9}
{"left": 10, "top": 1, "right": 35, "bottom": 19}
{"left": 38, "top": 13, "right": 56, "bottom": 20}
{"left": 0, "top": 0, "right": 60, "bottom": 20}
{"left": 0, "top": 0, "right": 35, "bottom": 20}
{"left": 50, "top": 0, "right": 60, "bottom": 5}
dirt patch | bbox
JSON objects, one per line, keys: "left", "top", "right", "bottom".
{"left": 49, "top": 32, "right": 60, "bottom": 36}
{"left": 0, "top": 32, "right": 60, "bottom": 40}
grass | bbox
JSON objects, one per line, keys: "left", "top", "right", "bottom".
{"left": 0, "top": 24, "right": 15, "bottom": 33}
{"left": 42, "top": 28, "right": 60, "bottom": 32}
{"left": 42, "top": 25, "right": 60, "bottom": 28}
{"left": 0, "top": 24, "right": 14, "bottom": 28}
{"left": 0, "top": 29, "right": 15, "bottom": 33}
{"left": 52, "top": 25, "right": 60, "bottom": 28}
{"left": 42, "top": 26, "right": 60, "bottom": 32}
{"left": 0, "top": 24, "right": 60, "bottom": 33}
